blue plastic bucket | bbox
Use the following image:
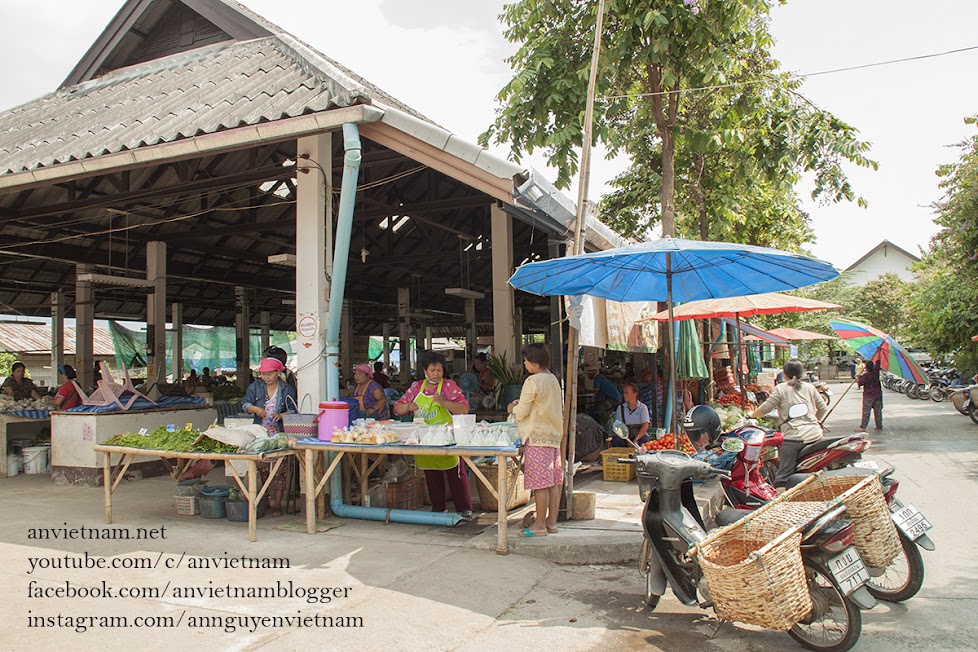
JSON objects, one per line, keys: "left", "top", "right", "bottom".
{"left": 198, "top": 495, "right": 227, "bottom": 519}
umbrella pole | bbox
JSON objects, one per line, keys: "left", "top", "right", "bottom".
{"left": 560, "top": 0, "right": 606, "bottom": 519}
{"left": 667, "top": 253, "right": 680, "bottom": 447}
{"left": 736, "top": 312, "right": 747, "bottom": 409}
{"left": 561, "top": 324, "right": 579, "bottom": 521}
{"left": 819, "top": 379, "right": 857, "bottom": 427}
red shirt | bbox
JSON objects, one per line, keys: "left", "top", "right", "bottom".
{"left": 54, "top": 381, "right": 82, "bottom": 410}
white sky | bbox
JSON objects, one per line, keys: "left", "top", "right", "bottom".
{"left": 1, "top": 0, "right": 976, "bottom": 269}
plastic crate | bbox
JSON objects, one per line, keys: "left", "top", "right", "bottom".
{"left": 174, "top": 494, "right": 200, "bottom": 516}
{"left": 601, "top": 448, "right": 637, "bottom": 482}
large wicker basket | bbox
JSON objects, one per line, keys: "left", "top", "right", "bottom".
{"left": 784, "top": 472, "right": 899, "bottom": 568}
{"left": 694, "top": 526, "right": 812, "bottom": 631}
{"left": 385, "top": 474, "right": 426, "bottom": 511}
{"left": 476, "top": 462, "right": 531, "bottom": 511}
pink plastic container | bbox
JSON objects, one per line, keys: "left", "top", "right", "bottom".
{"left": 318, "top": 401, "right": 350, "bottom": 441}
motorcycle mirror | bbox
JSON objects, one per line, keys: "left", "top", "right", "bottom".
{"left": 788, "top": 403, "right": 809, "bottom": 419}
{"left": 721, "top": 438, "right": 746, "bottom": 452}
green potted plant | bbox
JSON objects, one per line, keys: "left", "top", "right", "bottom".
{"left": 486, "top": 352, "right": 524, "bottom": 409}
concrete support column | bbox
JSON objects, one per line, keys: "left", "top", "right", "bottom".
{"left": 490, "top": 203, "right": 515, "bottom": 363}
{"left": 51, "top": 292, "right": 65, "bottom": 387}
{"left": 465, "top": 299, "right": 477, "bottom": 372}
{"left": 398, "top": 288, "right": 410, "bottom": 385}
{"left": 171, "top": 302, "right": 183, "bottom": 381}
{"left": 75, "top": 265, "right": 94, "bottom": 389}
{"left": 382, "top": 323, "right": 391, "bottom": 372}
{"left": 514, "top": 308, "right": 523, "bottom": 357}
{"left": 146, "top": 241, "right": 166, "bottom": 394}
{"left": 260, "top": 311, "right": 271, "bottom": 354}
{"left": 295, "top": 132, "right": 331, "bottom": 403}
{"left": 341, "top": 299, "right": 353, "bottom": 382}
{"left": 548, "top": 240, "right": 564, "bottom": 380}
{"left": 235, "top": 287, "right": 250, "bottom": 391}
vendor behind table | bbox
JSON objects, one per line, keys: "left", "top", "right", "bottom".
{"left": 393, "top": 350, "right": 473, "bottom": 519}
{"left": 2, "top": 361, "right": 41, "bottom": 401}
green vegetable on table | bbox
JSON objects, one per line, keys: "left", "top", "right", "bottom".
{"left": 104, "top": 426, "right": 239, "bottom": 453}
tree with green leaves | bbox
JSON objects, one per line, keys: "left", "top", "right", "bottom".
{"left": 482, "top": 0, "right": 875, "bottom": 244}
{"left": 906, "top": 116, "right": 978, "bottom": 375}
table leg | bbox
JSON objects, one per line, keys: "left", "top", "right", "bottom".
{"left": 103, "top": 452, "right": 112, "bottom": 524}
{"left": 359, "top": 453, "right": 368, "bottom": 506}
{"left": 305, "top": 449, "right": 316, "bottom": 535}
{"left": 248, "top": 460, "right": 257, "bottom": 543}
{"left": 496, "top": 454, "right": 508, "bottom": 555}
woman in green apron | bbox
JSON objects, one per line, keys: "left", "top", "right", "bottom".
{"left": 392, "top": 351, "right": 473, "bottom": 518}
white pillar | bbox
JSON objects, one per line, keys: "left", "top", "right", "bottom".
{"left": 341, "top": 299, "right": 353, "bottom": 380}
{"left": 171, "top": 302, "right": 183, "bottom": 381}
{"left": 146, "top": 241, "right": 166, "bottom": 394}
{"left": 398, "top": 287, "right": 410, "bottom": 385}
{"left": 491, "top": 203, "right": 516, "bottom": 363}
{"left": 51, "top": 292, "right": 65, "bottom": 387}
{"left": 235, "top": 287, "right": 250, "bottom": 391}
{"left": 75, "top": 265, "right": 94, "bottom": 389}
{"left": 465, "top": 298, "right": 477, "bottom": 372}
{"left": 295, "top": 132, "right": 331, "bottom": 403}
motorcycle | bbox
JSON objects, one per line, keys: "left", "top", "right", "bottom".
{"left": 629, "top": 449, "right": 873, "bottom": 651}
{"left": 747, "top": 405, "right": 933, "bottom": 602}
{"left": 950, "top": 386, "right": 971, "bottom": 415}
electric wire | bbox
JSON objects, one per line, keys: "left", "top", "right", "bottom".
{"left": 601, "top": 44, "right": 978, "bottom": 100}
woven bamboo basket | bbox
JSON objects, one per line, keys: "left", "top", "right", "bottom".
{"left": 784, "top": 473, "right": 899, "bottom": 568}
{"left": 477, "top": 462, "right": 531, "bottom": 511}
{"left": 735, "top": 501, "right": 832, "bottom": 541}
{"left": 694, "top": 527, "right": 812, "bottom": 630}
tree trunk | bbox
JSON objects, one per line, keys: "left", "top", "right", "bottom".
{"left": 661, "top": 130, "right": 676, "bottom": 238}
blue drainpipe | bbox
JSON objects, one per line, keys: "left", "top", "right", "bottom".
{"left": 323, "top": 123, "right": 461, "bottom": 528}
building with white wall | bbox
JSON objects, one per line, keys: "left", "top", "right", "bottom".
{"left": 844, "top": 240, "right": 920, "bottom": 286}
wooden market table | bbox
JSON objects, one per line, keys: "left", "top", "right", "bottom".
{"left": 92, "top": 444, "right": 296, "bottom": 542}
{"left": 292, "top": 440, "right": 520, "bottom": 555}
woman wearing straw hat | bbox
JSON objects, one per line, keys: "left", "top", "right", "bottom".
{"left": 351, "top": 363, "right": 389, "bottom": 420}
{"left": 242, "top": 357, "right": 297, "bottom": 516}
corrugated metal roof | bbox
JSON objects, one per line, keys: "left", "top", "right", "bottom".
{"left": 0, "top": 34, "right": 431, "bottom": 175}
{"left": 0, "top": 324, "right": 115, "bottom": 356}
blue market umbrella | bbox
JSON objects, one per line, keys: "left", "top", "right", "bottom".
{"left": 509, "top": 237, "right": 838, "bottom": 435}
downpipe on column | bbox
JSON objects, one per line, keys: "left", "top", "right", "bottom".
{"left": 323, "top": 123, "right": 461, "bottom": 528}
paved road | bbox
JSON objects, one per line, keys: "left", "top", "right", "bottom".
{"left": 1, "top": 382, "right": 974, "bottom": 651}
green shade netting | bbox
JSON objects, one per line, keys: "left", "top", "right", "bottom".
{"left": 676, "top": 320, "right": 709, "bottom": 380}
{"left": 108, "top": 321, "right": 294, "bottom": 374}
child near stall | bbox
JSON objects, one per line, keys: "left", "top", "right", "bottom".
{"left": 508, "top": 342, "right": 564, "bottom": 537}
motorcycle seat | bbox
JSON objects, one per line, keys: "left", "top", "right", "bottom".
{"left": 798, "top": 434, "right": 864, "bottom": 457}
{"left": 714, "top": 508, "right": 753, "bottom": 527}
{"left": 784, "top": 466, "right": 885, "bottom": 490}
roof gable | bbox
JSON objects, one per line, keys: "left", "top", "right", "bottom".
{"left": 845, "top": 239, "right": 920, "bottom": 272}
{"left": 62, "top": 0, "right": 272, "bottom": 88}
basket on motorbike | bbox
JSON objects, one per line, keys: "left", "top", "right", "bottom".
{"left": 782, "top": 471, "right": 899, "bottom": 568}
{"left": 691, "top": 520, "right": 812, "bottom": 631}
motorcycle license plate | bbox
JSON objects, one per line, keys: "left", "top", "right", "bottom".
{"left": 891, "top": 504, "right": 933, "bottom": 540}
{"left": 828, "top": 547, "right": 870, "bottom": 595}
{"left": 851, "top": 460, "right": 880, "bottom": 471}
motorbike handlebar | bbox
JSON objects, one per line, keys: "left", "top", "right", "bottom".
{"left": 617, "top": 458, "right": 636, "bottom": 464}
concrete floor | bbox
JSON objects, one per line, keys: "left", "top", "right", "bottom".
{"left": 1, "top": 381, "right": 976, "bottom": 650}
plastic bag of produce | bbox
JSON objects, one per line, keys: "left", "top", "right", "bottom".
{"left": 203, "top": 424, "right": 265, "bottom": 448}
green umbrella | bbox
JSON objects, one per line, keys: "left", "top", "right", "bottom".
{"left": 676, "top": 320, "right": 709, "bottom": 380}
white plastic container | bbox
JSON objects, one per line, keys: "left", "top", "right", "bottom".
{"left": 22, "top": 446, "right": 49, "bottom": 474}
{"left": 6, "top": 456, "right": 20, "bottom": 476}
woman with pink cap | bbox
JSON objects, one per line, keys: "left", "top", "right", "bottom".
{"left": 242, "top": 357, "right": 298, "bottom": 516}
{"left": 351, "top": 363, "right": 389, "bottom": 420}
